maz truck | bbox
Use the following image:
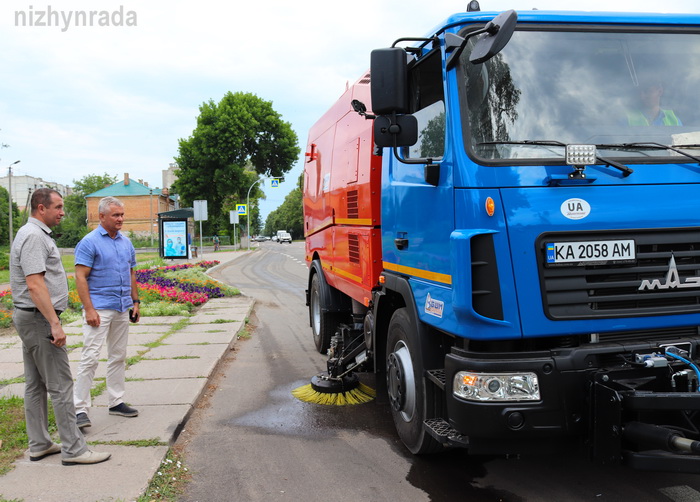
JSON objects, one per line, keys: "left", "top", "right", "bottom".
{"left": 303, "top": 4, "right": 700, "bottom": 471}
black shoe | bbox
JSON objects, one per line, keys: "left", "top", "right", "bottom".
{"left": 76, "top": 412, "right": 91, "bottom": 429}
{"left": 109, "top": 403, "right": 138, "bottom": 417}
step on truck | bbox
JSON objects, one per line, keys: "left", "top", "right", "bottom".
{"left": 303, "top": 2, "right": 700, "bottom": 471}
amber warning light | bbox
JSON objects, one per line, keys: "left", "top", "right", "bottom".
{"left": 485, "top": 197, "right": 495, "bottom": 217}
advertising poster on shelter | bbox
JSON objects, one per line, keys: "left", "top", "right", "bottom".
{"left": 162, "top": 219, "right": 188, "bottom": 258}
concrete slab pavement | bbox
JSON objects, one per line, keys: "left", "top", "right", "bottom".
{"left": 0, "top": 250, "right": 255, "bottom": 502}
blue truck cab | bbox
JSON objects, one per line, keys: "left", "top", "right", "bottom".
{"left": 306, "top": 5, "right": 700, "bottom": 471}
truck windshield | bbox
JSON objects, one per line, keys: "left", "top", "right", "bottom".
{"left": 460, "top": 28, "right": 700, "bottom": 163}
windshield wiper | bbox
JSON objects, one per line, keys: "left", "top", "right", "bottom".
{"left": 478, "top": 140, "right": 633, "bottom": 176}
{"left": 594, "top": 142, "right": 700, "bottom": 165}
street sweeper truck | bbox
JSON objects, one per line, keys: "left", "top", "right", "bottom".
{"left": 301, "top": 3, "right": 700, "bottom": 471}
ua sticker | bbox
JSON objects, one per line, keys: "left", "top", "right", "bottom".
{"left": 561, "top": 198, "right": 591, "bottom": 220}
{"left": 424, "top": 294, "right": 444, "bottom": 318}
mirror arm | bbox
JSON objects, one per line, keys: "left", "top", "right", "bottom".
{"left": 446, "top": 25, "right": 489, "bottom": 70}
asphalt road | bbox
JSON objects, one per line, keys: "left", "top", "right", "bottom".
{"left": 178, "top": 242, "right": 700, "bottom": 502}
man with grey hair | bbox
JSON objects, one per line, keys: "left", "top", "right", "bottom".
{"left": 11, "top": 188, "right": 110, "bottom": 465}
{"left": 73, "top": 196, "right": 140, "bottom": 428}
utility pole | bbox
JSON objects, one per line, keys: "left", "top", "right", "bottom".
{"left": 7, "top": 160, "right": 19, "bottom": 248}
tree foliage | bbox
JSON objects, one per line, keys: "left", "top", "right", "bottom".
{"left": 55, "top": 173, "right": 117, "bottom": 247}
{"left": 0, "top": 185, "right": 18, "bottom": 246}
{"left": 264, "top": 173, "right": 303, "bottom": 239}
{"left": 173, "top": 92, "right": 300, "bottom": 237}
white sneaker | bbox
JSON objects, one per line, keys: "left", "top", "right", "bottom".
{"left": 62, "top": 450, "right": 111, "bottom": 466}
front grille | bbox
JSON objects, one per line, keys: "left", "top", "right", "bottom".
{"left": 538, "top": 229, "right": 700, "bottom": 319}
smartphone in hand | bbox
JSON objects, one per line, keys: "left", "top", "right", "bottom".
{"left": 129, "top": 309, "right": 139, "bottom": 323}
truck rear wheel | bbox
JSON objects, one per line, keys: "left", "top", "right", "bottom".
{"left": 386, "top": 308, "right": 442, "bottom": 454}
{"left": 310, "top": 272, "right": 336, "bottom": 353}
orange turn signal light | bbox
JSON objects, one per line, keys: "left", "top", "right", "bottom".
{"left": 485, "top": 197, "right": 495, "bottom": 217}
{"left": 461, "top": 374, "right": 479, "bottom": 386}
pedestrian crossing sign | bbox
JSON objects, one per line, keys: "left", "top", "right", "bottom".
{"left": 271, "top": 178, "right": 280, "bottom": 187}
{"left": 236, "top": 204, "right": 247, "bottom": 215}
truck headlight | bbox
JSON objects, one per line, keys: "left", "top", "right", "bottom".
{"left": 453, "top": 371, "right": 540, "bottom": 402}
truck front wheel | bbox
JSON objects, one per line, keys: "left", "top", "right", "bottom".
{"left": 386, "top": 308, "right": 442, "bottom": 454}
{"left": 310, "top": 272, "right": 336, "bottom": 353}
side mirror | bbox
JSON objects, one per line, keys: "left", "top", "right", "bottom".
{"left": 370, "top": 48, "right": 408, "bottom": 115}
{"left": 445, "top": 9, "right": 518, "bottom": 69}
{"left": 373, "top": 115, "right": 418, "bottom": 148}
{"left": 469, "top": 10, "right": 517, "bottom": 64}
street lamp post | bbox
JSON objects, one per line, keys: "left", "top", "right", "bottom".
{"left": 7, "top": 160, "right": 20, "bottom": 249}
{"left": 149, "top": 189, "right": 154, "bottom": 247}
{"left": 246, "top": 177, "right": 265, "bottom": 251}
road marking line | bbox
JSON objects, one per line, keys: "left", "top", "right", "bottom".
{"left": 659, "top": 485, "right": 700, "bottom": 502}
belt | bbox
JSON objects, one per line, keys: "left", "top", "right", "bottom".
{"left": 15, "top": 306, "right": 63, "bottom": 316}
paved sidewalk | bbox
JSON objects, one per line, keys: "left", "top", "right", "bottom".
{"left": 0, "top": 251, "right": 254, "bottom": 502}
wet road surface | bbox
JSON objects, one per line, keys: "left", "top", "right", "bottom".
{"left": 178, "top": 243, "right": 700, "bottom": 501}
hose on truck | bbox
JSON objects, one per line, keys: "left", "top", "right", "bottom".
{"left": 624, "top": 422, "right": 700, "bottom": 454}
{"left": 665, "top": 348, "right": 700, "bottom": 392}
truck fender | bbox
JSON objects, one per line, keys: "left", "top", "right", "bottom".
{"left": 307, "top": 259, "right": 351, "bottom": 324}
{"left": 373, "top": 272, "right": 444, "bottom": 373}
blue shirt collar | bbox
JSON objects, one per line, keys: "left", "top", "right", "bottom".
{"left": 98, "top": 224, "right": 122, "bottom": 239}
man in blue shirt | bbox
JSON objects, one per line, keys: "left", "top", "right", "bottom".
{"left": 73, "top": 196, "right": 140, "bottom": 428}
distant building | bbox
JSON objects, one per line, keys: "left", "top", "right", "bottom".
{"left": 0, "top": 174, "right": 72, "bottom": 210}
{"left": 86, "top": 173, "right": 176, "bottom": 236}
{"left": 162, "top": 162, "right": 178, "bottom": 193}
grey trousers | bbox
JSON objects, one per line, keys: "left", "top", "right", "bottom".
{"left": 14, "top": 309, "right": 88, "bottom": 458}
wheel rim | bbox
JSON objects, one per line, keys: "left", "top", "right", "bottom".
{"left": 387, "top": 341, "right": 416, "bottom": 422}
{"left": 311, "top": 286, "right": 321, "bottom": 339}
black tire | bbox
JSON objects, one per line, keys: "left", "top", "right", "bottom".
{"left": 309, "top": 272, "right": 337, "bottom": 354}
{"left": 386, "top": 308, "right": 442, "bottom": 454}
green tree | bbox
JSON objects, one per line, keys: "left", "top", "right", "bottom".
{"left": 173, "top": 92, "right": 300, "bottom": 236}
{"left": 0, "top": 185, "right": 18, "bottom": 247}
{"left": 72, "top": 173, "right": 118, "bottom": 196}
{"left": 264, "top": 173, "right": 303, "bottom": 239}
{"left": 55, "top": 173, "right": 117, "bottom": 247}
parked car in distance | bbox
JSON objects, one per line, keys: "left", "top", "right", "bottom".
{"left": 278, "top": 232, "right": 292, "bottom": 244}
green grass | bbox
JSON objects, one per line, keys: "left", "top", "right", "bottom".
{"left": 237, "top": 326, "right": 252, "bottom": 340}
{"left": 0, "top": 395, "right": 57, "bottom": 476}
{"left": 137, "top": 448, "right": 191, "bottom": 502}
{"left": 91, "top": 438, "right": 164, "bottom": 447}
{"left": 57, "top": 253, "right": 160, "bottom": 274}
{"left": 0, "top": 377, "right": 25, "bottom": 386}
{"left": 90, "top": 380, "right": 107, "bottom": 399}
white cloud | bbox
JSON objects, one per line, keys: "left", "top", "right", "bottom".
{"left": 0, "top": 0, "right": 698, "bottom": 218}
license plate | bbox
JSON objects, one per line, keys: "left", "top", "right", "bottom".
{"left": 545, "top": 239, "right": 635, "bottom": 265}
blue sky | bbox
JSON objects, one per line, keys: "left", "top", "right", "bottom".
{"left": 1, "top": 0, "right": 698, "bottom": 220}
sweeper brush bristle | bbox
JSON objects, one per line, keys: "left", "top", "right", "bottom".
{"left": 291, "top": 382, "right": 376, "bottom": 406}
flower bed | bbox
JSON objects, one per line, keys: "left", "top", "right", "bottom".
{"left": 0, "top": 260, "right": 237, "bottom": 324}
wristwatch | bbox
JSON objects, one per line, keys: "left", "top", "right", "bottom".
{"left": 133, "top": 299, "right": 141, "bottom": 304}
